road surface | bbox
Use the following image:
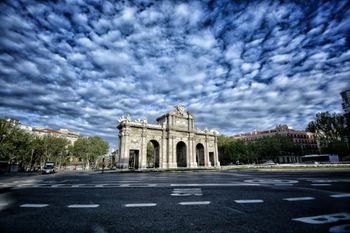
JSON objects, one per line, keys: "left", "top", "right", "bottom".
{"left": 1, "top": 170, "right": 349, "bottom": 232}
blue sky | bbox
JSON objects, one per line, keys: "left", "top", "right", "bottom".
{"left": 0, "top": 0, "right": 349, "bottom": 150}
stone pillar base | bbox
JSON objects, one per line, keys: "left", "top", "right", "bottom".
{"left": 167, "top": 162, "right": 177, "bottom": 169}
{"left": 118, "top": 162, "right": 129, "bottom": 169}
{"left": 188, "top": 162, "right": 198, "bottom": 168}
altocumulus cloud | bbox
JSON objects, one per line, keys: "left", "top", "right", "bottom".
{"left": 0, "top": 0, "right": 349, "bottom": 149}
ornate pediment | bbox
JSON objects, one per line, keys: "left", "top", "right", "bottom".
{"left": 170, "top": 105, "right": 191, "bottom": 118}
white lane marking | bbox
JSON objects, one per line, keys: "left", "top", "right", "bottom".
{"left": 147, "top": 184, "right": 157, "bottom": 187}
{"left": 283, "top": 197, "right": 315, "bottom": 201}
{"left": 178, "top": 201, "right": 210, "bottom": 205}
{"left": 20, "top": 204, "right": 48, "bottom": 208}
{"left": 170, "top": 183, "right": 260, "bottom": 187}
{"left": 235, "top": 199, "right": 264, "bottom": 204}
{"left": 0, "top": 202, "right": 9, "bottom": 207}
{"left": 51, "top": 184, "right": 64, "bottom": 188}
{"left": 293, "top": 212, "right": 350, "bottom": 224}
{"left": 16, "top": 184, "right": 32, "bottom": 187}
{"left": 329, "top": 224, "right": 350, "bottom": 233}
{"left": 273, "top": 184, "right": 293, "bottom": 186}
{"left": 311, "top": 184, "right": 331, "bottom": 186}
{"left": 120, "top": 184, "right": 130, "bottom": 187}
{"left": 118, "top": 180, "right": 140, "bottom": 183}
{"left": 124, "top": 203, "right": 157, "bottom": 207}
{"left": 171, "top": 188, "right": 202, "bottom": 196}
{"left": 95, "top": 184, "right": 105, "bottom": 188}
{"left": 330, "top": 193, "right": 350, "bottom": 198}
{"left": 244, "top": 179, "right": 298, "bottom": 184}
{"left": 68, "top": 204, "right": 99, "bottom": 208}
{"left": 72, "top": 184, "right": 81, "bottom": 188}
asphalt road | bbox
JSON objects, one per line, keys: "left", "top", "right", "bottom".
{"left": 0, "top": 170, "right": 350, "bottom": 233}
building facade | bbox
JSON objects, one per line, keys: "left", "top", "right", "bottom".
{"left": 32, "top": 128, "right": 80, "bottom": 145}
{"left": 117, "top": 105, "right": 220, "bottom": 169}
{"left": 5, "top": 118, "right": 80, "bottom": 144}
{"left": 233, "top": 124, "right": 319, "bottom": 153}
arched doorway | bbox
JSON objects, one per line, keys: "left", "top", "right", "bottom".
{"left": 196, "top": 143, "right": 205, "bottom": 166}
{"left": 147, "top": 140, "right": 160, "bottom": 168}
{"left": 176, "top": 141, "right": 187, "bottom": 167}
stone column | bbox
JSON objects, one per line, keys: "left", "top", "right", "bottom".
{"left": 161, "top": 132, "right": 167, "bottom": 168}
{"left": 204, "top": 135, "right": 209, "bottom": 167}
{"left": 188, "top": 134, "right": 197, "bottom": 168}
{"left": 173, "top": 136, "right": 177, "bottom": 168}
{"left": 214, "top": 136, "right": 220, "bottom": 167}
{"left": 118, "top": 126, "right": 130, "bottom": 169}
{"left": 186, "top": 135, "right": 190, "bottom": 167}
{"left": 167, "top": 134, "right": 177, "bottom": 168}
{"left": 140, "top": 128, "right": 147, "bottom": 169}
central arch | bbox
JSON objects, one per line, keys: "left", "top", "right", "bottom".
{"left": 147, "top": 140, "right": 160, "bottom": 168}
{"left": 196, "top": 143, "right": 205, "bottom": 166}
{"left": 176, "top": 141, "right": 187, "bottom": 167}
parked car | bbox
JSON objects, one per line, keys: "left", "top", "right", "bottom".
{"left": 261, "top": 160, "right": 276, "bottom": 165}
{"left": 42, "top": 162, "right": 55, "bottom": 174}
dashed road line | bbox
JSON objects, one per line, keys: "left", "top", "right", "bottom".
{"left": 178, "top": 201, "right": 210, "bottom": 205}
{"left": 273, "top": 184, "right": 293, "bottom": 186}
{"left": 124, "top": 203, "right": 157, "bottom": 207}
{"left": 311, "top": 184, "right": 331, "bottom": 186}
{"left": 171, "top": 188, "right": 203, "bottom": 196}
{"left": 283, "top": 197, "right": 315, "bottom": 201}
{"left": 170, "top": 183, "right": 260, "bottom": 187}
{"left": 330, "top": 193, "right": 350, "bottom": 198}
{"left": 234, "top": 199, "right": 264, "bottom": 204}
{"left": 20, "top": 204, "right": 48, "bottom": 208}
{"left": 68, "top": 204, "right": 99, "bottom": 208}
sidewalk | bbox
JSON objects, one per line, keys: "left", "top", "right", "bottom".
{"left": 0, "top": 172, "right": 43, "bottom": 184}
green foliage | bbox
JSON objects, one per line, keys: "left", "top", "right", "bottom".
{"left": 72, "top": 136, "right": 109, "bottom": 168}
{"left": 306, "top": 112, "right": 349, "bottom": 157}
{"left": 218, "top": 134, "right": 299, "bottom": 165}
{"left": 0, "top": 118, "right": 110, "bottom": 171}
{"left": 0, "top": 119, "right": 32, "bottom": 166}
{"left": 306, "top": 112, "right": 346, "bottom": 144}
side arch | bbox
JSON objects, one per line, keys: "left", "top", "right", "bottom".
{"left": 196, "top": 143, "right": 205, "bottom": 166}
{"left": 147, "top": 139, "right": 160, "bottom": 168}
{"left": 176, "top": 141, "right": 187, "bottom": 167}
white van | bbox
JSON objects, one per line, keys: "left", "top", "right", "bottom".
{"left": 42, "top": 162, "right": 55, "bottom": 174}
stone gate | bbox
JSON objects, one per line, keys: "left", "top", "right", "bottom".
{"left": 117, "top": 105, "right": 220, "bottom": 169}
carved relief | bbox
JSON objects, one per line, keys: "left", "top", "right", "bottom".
{"left": 175, "top": 118, "right": 188, "bottom": 127}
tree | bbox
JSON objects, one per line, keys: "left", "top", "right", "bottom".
{"left": 307, "top": 112, "right": 346, "bottom": 144}
{"left": 72, "top": 136, "right": 109, "bottom": 169}
{"left": 0, "top": 119, "right": 33, "bottom": 170}
{"left": 218, "top": 134, "right": 298, "bottom": 165}
{"left": 306, "top": 112, "right": 349, "bottom": 157}
{"left": 88, "top": 136, "right": 109, "bottom": 165}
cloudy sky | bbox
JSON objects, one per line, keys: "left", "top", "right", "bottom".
{"left": 0, "top": 0, "right": 349, "bottom": 150}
